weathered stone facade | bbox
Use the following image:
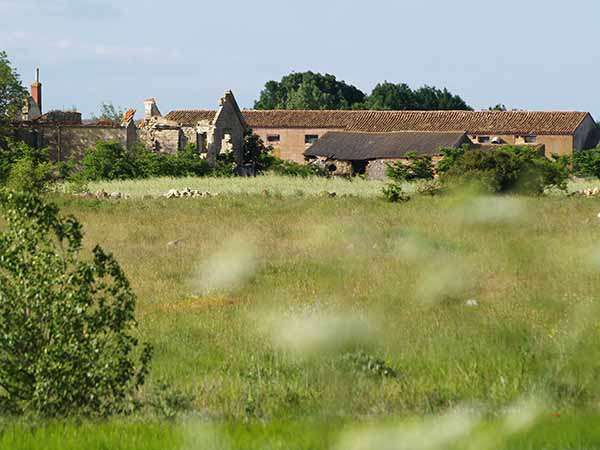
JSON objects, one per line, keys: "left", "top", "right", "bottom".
{"left": 137, "top": 91, "right": 246, "bottom": 165}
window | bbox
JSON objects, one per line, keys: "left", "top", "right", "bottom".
{"left": 524, "top": 135, "right": 537, "bottom": 143}
{"left": 305, "top": 134, "right": 319, "bottom": 145}
{"left": 267, "top": 134, "right": 280, "bottom": 143}
{"left": 477, "top": 136, "right": 491, "bottom": 144}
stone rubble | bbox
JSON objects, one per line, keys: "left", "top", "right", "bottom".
{"left": 163, "top": 188, "right": 214, "bottom": 199}
{"left": 574, "top": 188, "right": 600, "bottom": 197}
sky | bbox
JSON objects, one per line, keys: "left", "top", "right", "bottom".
{"left": 1, "top": 0, "right": 599, "bottom": 119}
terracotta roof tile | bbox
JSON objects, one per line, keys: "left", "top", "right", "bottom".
{"left": 165, "top": 110, "right": 216, "bottom": 124}
{"left": 164, "top": 109, "right": 591, "bottom": 135}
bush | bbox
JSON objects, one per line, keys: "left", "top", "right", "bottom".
{"left": 76, "top": 140, "right": 139, "bottom": 181}
{"left": 0, "top": 139, "right": 54, "bottom": 191}
{"left": 573, "top": 148, "right": 600, "bottom": 178}
{"left": 382, "top": 181, "right": 410, "bottom": 202}
{"left": 133, "top": 144, "right": 210, "bottom": 178}
{"left": 0, "top": 191, "right": 152, "bottom": 417}
{"left": 269, "top": 159, "right": 327, "bottom": 177}
{"left": 438, "top": 146, "right": 569, "bottom": 194}
{"left": 386, "top": 152, "right": 434, "bottom": 182}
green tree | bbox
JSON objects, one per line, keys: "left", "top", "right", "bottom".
{"left": 0, "top": 191, "right": 152, "bottom": 416}
{"left": 254, "top": 72, "right": 366, "bottom": 110}
{"left": 0, "top": 52, "right": 27, "bottom": 141}
{"left": 364, "top": 82, "right": 471, "bottom": 111}
{"left": 364, "top": 82, "right": 417, "bottom": 110}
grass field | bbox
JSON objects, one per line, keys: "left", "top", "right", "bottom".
{"left": 7, "top": 176, "right": 600, "bottom": 448}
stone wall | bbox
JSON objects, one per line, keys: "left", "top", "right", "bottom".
{"left": 15, "top": 124, "right": 129, "bottom": 162}
{"left": 366, "top": 156, "right": 444, "bottom": 180}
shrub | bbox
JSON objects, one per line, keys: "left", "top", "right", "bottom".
{"left": 0, "top": 139, "right": 54, "bottom": 191}
{"left": 270, "top": 159, "right": 327, "bottom": 177}
{"left": 77, "top": 140, "right": 139, "bottom": 181}
{"left": 147, "top": 380, "right": 195, "bottom": 420}
{"left": 573, "top": 148, "right": 600, "bottom": 178}
{"left": 382, "top": 181, "right": 410, "bottom": 202}
{"left": 6, "top": 156, "right": 54, "bottom": 192}
{"left": 133, "top": 144, "right": 210, "bottom": 178}
{"left": 439, "top": 146, "right": 569, "bottom": 194}
{"left": 0, "top": 191, "right": 152, "bottom": 417}
{"left": 416, "top": 179, "right": 443, "bottom": 196}
{"left": 386, "top": 152, "right": 434, "bottom": 182}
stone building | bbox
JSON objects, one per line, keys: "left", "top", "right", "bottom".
{"left": 144, "top": 91, "right": 246, "bottom": 165}
{"left": 15, "top": 70, "right": 135, "bottom": 162}
{"left": 164, "top": 107, "right": 599, "bottom": 163}
{"left": 304, "top": 131, "right": 472, "bottom": 179}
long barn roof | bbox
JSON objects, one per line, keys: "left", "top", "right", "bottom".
{"left": 164, "top": 109, "right": 592, "bottom": 136}
{"left": 304, "top": 131, "right": 470, "bottom": 160}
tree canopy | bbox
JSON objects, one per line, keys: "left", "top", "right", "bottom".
{"left": 254, "top": 72, "right": 366, "bottom": 110}
{"left": 91, "top": 102, "right": 125, "bottom": 125}
{"left": 254, "top": 73, "right": 472, "bottom": 111}
{"left": 0, "top": 52, "right": 27, "bottom": 138}
{"left": 365, "top": 82, "right": 472, "bottom": 110}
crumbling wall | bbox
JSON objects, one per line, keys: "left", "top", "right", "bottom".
{"left": 14, "top": 124, "right": 128, "bottom": 162}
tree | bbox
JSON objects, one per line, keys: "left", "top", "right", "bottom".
{"left": 0, "top": 191, "right": 152, "bottom": 416}
{"left": 254, "top": 72, "right": 366, "bottom": 110}
{"left": 0, "top": 52, "right": 27, "bottom": 141}
{"left": 91, "top": 102, "right": 126, "bottom": 125}
{"left": 489, "top": 104, "right": 508, "bottom": 111}
{"left": 363, "top": 82, "right": 471, "bottom": 111}
{"left": 364, "top": 83, "right": 417, "bottom": 110}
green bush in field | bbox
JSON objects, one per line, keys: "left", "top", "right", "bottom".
{"left": 77, "top": 140, "right": 139, "bottom": 181}
{"left": 381, "top": 181, "right": 410, "bottom": 202}
{"left": 0, "top": 190, "right": 152, "bottom": 417}
{"left": 0, "top": 139, "right": 54, "bottom": 191}
{"left": 572, "top": 147, "right": 600, "bottom": 178}
{"left": 386, "top": 151, "right": 434, "bottom": 182}
{"left": 133, "top": 144, "right": 211, "bottom": 178}
{"left": 438, "top": 145, "right": 569, "bottom": 194}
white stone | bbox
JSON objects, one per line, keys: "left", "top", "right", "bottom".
{"left": 465, "top": 299, "right": 479, "bottom": 307}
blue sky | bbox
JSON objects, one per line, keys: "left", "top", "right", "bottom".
{"left": 1, "top": 0, "right": 599, "bottom": 119}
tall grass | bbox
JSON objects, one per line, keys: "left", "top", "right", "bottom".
{"left": 64, "top": 175, "right": 389, "bottom": 198}
{"left": 5, "top": 179, "right": 600, "bottom": 448}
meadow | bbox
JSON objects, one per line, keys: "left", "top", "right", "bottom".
{"left": 5, "top": 175, "right": 600, "bottom": 449}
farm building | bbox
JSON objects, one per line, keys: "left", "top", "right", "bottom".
{"left": 166, "top": 100, "right": 599, "bottom": 163}
{"left": 304, "top": 131, "right": 471, "bottom": 179}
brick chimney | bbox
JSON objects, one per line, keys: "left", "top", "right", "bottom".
{"left": 31, "top": 68, "right": 42, "bottom": 113}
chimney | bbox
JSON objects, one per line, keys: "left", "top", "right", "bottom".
{"left": 31, "top": 68, "right": 42, "bottom": 113}
{"left": 144, "top": 98, "right": 161, "bottom": 119}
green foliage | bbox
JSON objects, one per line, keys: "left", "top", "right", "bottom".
{"left": 133, "top": 144, "right": 211, "bottom": 178}
{"left": 381, "top": 181, "right": 410, "bottom": 202}
{"left": 6, "top": 156, "right": 54, "bottom": 192}
{"left": 269, "top": 160, "right": 327, "bottom": 177}
{"left": 254, "top": 72, "right": 366, "bottom": 110}
{"left": 243, "top": 130, "right": 277, "bottom": 173}
{"left": 572, "top": 148, "right": 600, "bottom": 178}
{"left": 415, "top": 179, "right": 443, "bottom": 196}
{"left": 74, "top": 142, "right": 211, "bottom": 182}
{"left": 77, "top": 141, "right": 139, "bottom": 181}
{"left": 0, "top": 139, "right": 54, "bottom": 191}
{"left": 365, "top": 82, "right": 472, "bottom": 111}
{"left": 439, "top": 146, "right": 569, "bottom": 194}
{"left": 338, "top": 351, "right": 399, "bottom": 379}
{"left": 0, "top": 191, "right": 152, "bottom": 417}
{"left": 385, "top": 152, "right": 434, "bottom": 182}
{"left": 91, "top": 102, "right": 126, "bottom": 125}
{"left": 0, "top": 52, "right": 27, "bottom": 138}
{"left": 147, "top": 380, "right": 195, "bottom": 420}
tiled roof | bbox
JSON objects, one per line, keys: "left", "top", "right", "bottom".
{"left": 305, "top": 131, "right": 469, "bottom": 160}
{"left": 165, "top": 110, "right": 217, "bottom": 124}
{"left": 345, "top": 111, "right": 589, "bottom": 135}
{"left": 165, "top": 109, "right": 590, "bottom": 135}
{"left": 122, "top": 108, "right": 136, "bottom": 123}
